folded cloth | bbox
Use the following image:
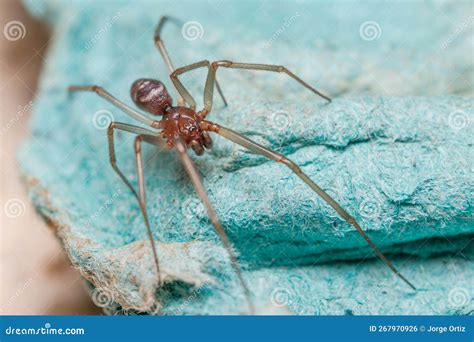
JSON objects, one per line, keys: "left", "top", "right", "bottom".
{"left": 20, "top": 0, "right": 473, "bottom": 314}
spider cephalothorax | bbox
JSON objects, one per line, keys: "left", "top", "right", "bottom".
{"left": 161, "top": 106, "right": 212, "bottom": 155}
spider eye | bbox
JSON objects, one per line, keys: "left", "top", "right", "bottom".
{"left": 131, "top": 78, "right": 172, "bottom": 115}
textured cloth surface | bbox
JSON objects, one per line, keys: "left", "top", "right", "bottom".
{"left": 20, "top": 0, "right": 473, "bottom": 314}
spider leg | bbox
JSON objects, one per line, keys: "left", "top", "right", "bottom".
{"left": 68, "top": 85, "right": 159, "bottom": 128}
{"left": 154, "top": 16, "right": 227, "bottom": 108}
{"left": 170, "top": 60, "right": 209, "bottom": 110}
{"left": 107, "top": 122, "right": 162, "bottom": 285}
{"left": 170, "top": 60, "right": 228, "bottom": 110}
{"left": 201, "top": 120, "right": 416, "bottom": 291}
{"left": 154, "top": 16, "right": 181, "bottom": 74}
{"left": 200, "top": 60, "right": 332, "bottom": 117}
{"left": 173, "top": 136, "right": 255, "bottom": 314}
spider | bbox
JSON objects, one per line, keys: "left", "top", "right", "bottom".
{"left": 69, "top": 16, "right": 415, "bottom": 314}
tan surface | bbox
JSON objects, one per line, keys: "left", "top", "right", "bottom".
{"left": 0, "top": 0, "right": 101, "bottom": 315}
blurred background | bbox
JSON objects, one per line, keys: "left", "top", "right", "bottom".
{"left": 0, "top": 0, "right": 100, "bottom": 315}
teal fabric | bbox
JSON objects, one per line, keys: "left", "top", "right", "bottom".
{"left": 20, "top": 0, "right": 473, "bottom": 314}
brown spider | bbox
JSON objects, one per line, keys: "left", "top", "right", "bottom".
{"left": 69, "top": 16, "right": 415, "bottom": 314}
